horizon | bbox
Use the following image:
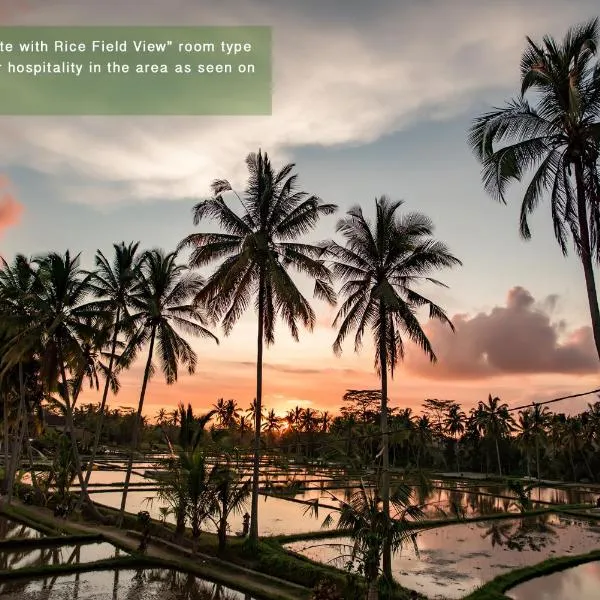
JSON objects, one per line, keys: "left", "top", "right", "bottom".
{"left": 1, "top": 0, "right": 599, "bottom": 418}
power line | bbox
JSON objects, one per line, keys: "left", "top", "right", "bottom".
{"left": 507, "top": 388, "right": 600, "bottom": 413}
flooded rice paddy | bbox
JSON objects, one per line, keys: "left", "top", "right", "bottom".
{"left": 0, "top": 541, "right": 124, "bottom": 571}
{"left": 0, "top": 515, "right": 44, "bottom": 540}
{"left": 506, "top": 561, "right": 600, "bottom": 600}
{"left": 16, "top": 460, "right": 600, "bottom": 599}
{"left": 81, "top": 461, "right": 600, "bottom": 536}
{"left": 285, "top": 514, "right": 600, "bottom": 599}
{"left": 0, "top": 568, "right": 255, "bottom": 599}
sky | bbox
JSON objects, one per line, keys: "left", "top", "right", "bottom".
{"left": 1, "top": 0, "right": 599, "bottom": 418}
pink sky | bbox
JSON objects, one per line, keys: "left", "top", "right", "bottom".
{"left": 79, "top": 287, "right": 600, "bottom": 419}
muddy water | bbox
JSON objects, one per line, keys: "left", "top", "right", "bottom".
{"left": 506, "top": 561, "right": 600, "bottom": 600}
{"left": 0, "top": 568, "right": 254, "bottom": 599}
{"left": 285, "top": 515, "right": 600, "bottom": 599}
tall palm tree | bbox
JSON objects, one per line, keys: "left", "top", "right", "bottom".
{"left": 530, "top": 403, "right": 551, "bottom": 481}
{"left": 245, "top": 398, "right": 264, "bottom": 428}
{"left": 325, "top": 196, "right": 461, "bottom": 579}
{"left": 468, "top": 19, "right": 600, "bottom": 358}
{"left": 300, "top": 407, "right": 318, "bottom": 433}
{"left": 516, "top": 409, "right": 535, "bottom": 478}
{"left": 262, "top": 409, "right": 282, "bottom": 435}
{"left": 178, "top": 150, "right": 337, "bottom": 545}
{"left": 324, "top": 477, "right": 425, "bottom": 600}
{"left": 208, "top": 461, "right": 251, "bottom": 553}
{"left": 2, "top": 252, "right": 104, "bottom": 515}
{"left": 118, "top": 249, "right": 218, "bottom": 525}
{"left": 82, "top": 242, "right": 142, "bottom": 492}
{"left": 213, "top": 398, "right": 229, "bottom": 428}
{"left": 475, "top": 395, "right": 516, "bottom": 476}
{"left": 237, "top": 415, "right": 252, "bottom": 442}
{"left": 0, "top": 255, "right": 41, "bottom": 500}
{"left": 444, "top": 403, "right": 466, "bottom": 473}
{"left": 320, "top": 410, "right": 331, "bottom": 433}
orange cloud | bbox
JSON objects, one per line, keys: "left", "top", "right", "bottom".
{"left": 0, "top": 175, "right": 23, "bottom": 236}
{"left": 405, "top": 287, "right": 597, "bottom": 379}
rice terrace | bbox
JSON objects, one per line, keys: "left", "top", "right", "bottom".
{"left": 2, "top": 7, "right": 600, "bottom": 600}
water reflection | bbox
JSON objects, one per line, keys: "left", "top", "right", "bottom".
{"left": 0, "top": 516, "right": 43, "bottom": 540}
{"left": 0, "top": 568, "right": 254, "bottom": 599}
{"left": 285, "top": 515, "right": 600, "bottom": 599}
{"left": 478, "top": 514, "right": 558, "bottom": 552}
{"left": 0, "top": 542, "right": 123, "bottom": 573}
{"left": 507, "top": 561, "right": 600, "bottom": 600}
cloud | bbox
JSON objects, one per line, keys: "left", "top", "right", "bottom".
{"left": 226, "top": 360, "right": 362, "bottom": 376}
{"left": 406, "top": 287, "right": 598, "bottom": 379}
{"left": 0, "top": 176, "right": 23, "bottom": 236}
{"left": 2, "top": 0, "right": 597, "bottom": 206}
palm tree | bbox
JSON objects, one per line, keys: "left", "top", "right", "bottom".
{"left": 530, "top": 403, "right": 551, "bottom": 481}
{"left": 213, "top": 398, "right": 241, "bottom": 429}
{"left": 181, "top": 448, "right": 211, "bottom": 542}
{"left": 262, "top": 409, "right": 282, "bottom": 436}
{"left": 245, "top": 399, "right": 264, "bottom": 428}
{"left": 3, "top": 252, "right": 107, "bottom": 517}
{"left": 300, "top": 407, "right": 318, "bottom": 433}
{"left": 179, "top": 150, "right": 337, "bottom": 545}
{"left": 213, "top": 398, "right": 229, "bottom": 427}
{"left": 444, "top": 403, "right": 466, "bottom": 473}
{"left": 237, "top": 415, "right": 251, "bottom": 442}
{"left": 285, "top": 406, "right": 303, "bottom": 455}
{"left": 82, "top": 242, "right": 142, "bottom": 492}
{"left": 516, "top": 409, "right": 535, "bottom": 478}
{"left": 320, "top": 411, "right": 331, "bottom": 433}
{"left": 469, "top": 19, "right": 600, "bottom": 358}
{"left": 323, "top": 477, "right": 425, "bottom": 600}
{"left": 475, "top": 395, "right": 516, "bottom": 476}
{"left": 155, "top": 408, "right": 168, "bottom": 426}
{"left": 325, "top": 196, "right": 461, "bottom": 579}
{"left": 118, "top": 249, "right": 218, "bottom": 525}
{"left": 0, "top": 255, "right": 41, "bottom": 500}
{"left": 208, "top": 460, "right": 252, "bottom": 552}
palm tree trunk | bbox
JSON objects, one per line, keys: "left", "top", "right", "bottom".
{"left": 379, "top": 303, "right": 392, "bottom": 582}
{"left": 57, "top": 345, "right": 103, "bottom": 521}
{"left": 5, "top": 363, "right": 26, "bottom": 502}
{"left": 569, "top": 449, "right": 576, "bottom": 481}
{"left": 22, "top": 418, "right": 39, "bottom": 491}
{"left": 574, "top": 161, "right": 600, "bottom": 359}
{"left": 495, "top": 438, "right": 502, "bottom": 476}
{"left": 367, "top": 581, "right": 379, "bottom": 600}
{"left": 2, "top": 395, "right": 8, "bottom": 491}
{"left": 581, "top": 449, "right": 594, "bottom": 481}
{"left": 535, "top": 438, "right": 540, "bottom": 481}
{"left": 79, "top": 308, "right": 121, "bottom": 506}
{"left": 249, "top": 269, "right": 265, "bottom": 546}
{"left": 118, "top": 324, "right": 156, "bottom": 527}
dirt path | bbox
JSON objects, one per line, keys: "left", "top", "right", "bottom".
{"left": 5, "top": 502, "right": 310, "bottom": 600}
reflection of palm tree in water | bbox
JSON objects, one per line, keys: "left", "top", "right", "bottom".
{"left": 127, "top": 569, "right": 243, "bottom": 599}
{"left": 112, "top": 551, "right": 120, "bottom": 600}
{"left": 479, "top": 515, "right": 558, "bottom": 552}
{"left": 0, "top": 544, "right": 80, "bottom": 597}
